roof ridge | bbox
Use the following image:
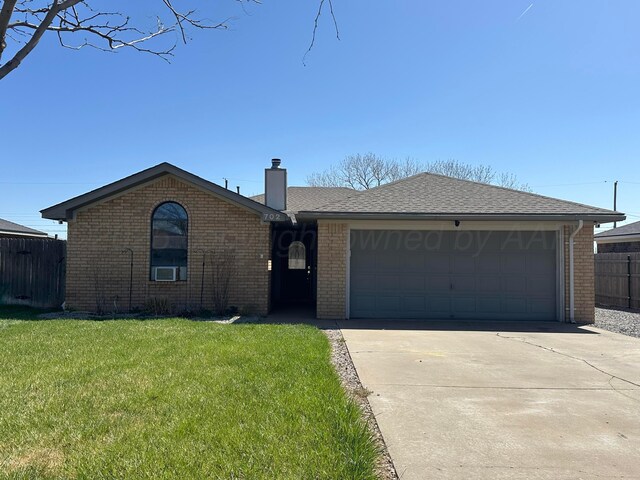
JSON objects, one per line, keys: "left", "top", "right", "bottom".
{"left": 419, "top": 171, "right": 619, "bottom": 214}
{"left": 320, "top": 171, "right": 618, "bottom": 215}
{"left": 360, "top": 172, "right": 428, "bottom": 192}
{"left": 313, "top": 173, "right": 426, "bottom": 210}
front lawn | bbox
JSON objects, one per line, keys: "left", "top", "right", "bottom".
{"left": 0, "top": 308, "right": 377, "bottom": 479}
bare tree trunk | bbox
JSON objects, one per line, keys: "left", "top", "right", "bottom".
{"left": 0, "top": 0, "right": 19, "bottom": 61}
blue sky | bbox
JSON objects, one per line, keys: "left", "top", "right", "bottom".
{"left": 1, "top": 0, "right": 639, "bottom": 238}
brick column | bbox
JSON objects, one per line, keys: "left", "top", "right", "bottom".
{"left": 564, "top": 224, "right": 595, "bottom": 323}
{"left": 316, "top": 221, "right": 348, "bottom": 319}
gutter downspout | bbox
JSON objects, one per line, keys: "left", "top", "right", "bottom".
{"left": 569, "top": 220, "right": 584, "bottom": 323}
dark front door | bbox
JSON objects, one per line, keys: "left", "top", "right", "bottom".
{"left": 272, "top": 225, "right": 316, "bottom": 306}
{"left": 283, "top": 242, "right": 312, "bottom": 302}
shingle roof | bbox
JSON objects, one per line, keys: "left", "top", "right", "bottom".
{"left": 296, "top": 173, "right": 624, "bottom": 222}
{"left": 595, "top": 220, "right": 640, "bottom": 239}
{"left": 42, "top": 163, "right": 286, "bottom": 222}
{"left": 0, "top": 218, "right": 48, "bottom": 237}
{"left": 251, "top": 187, "right": 356, "bottom": 214}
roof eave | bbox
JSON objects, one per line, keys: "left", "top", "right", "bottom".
{"left": 595, "top": 233, "right": 640, "bottom": 242}
{"left": 296, "top": 212, "right": 626, "bottom": 223}
{"left": 0, "top": 229, "right": 49, "bottom": 238}
{"left": 41, "top": 163, "right": 288, "bottom": 222}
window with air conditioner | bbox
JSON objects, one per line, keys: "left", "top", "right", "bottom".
{"left": 150, "top": 202, "right": 188, "bottom": 281}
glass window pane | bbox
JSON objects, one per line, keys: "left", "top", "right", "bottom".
{"left": 288, "top": 241, "right": 306, "bottom": 270}
{"left": 151, "top": 202, "right": 188, "bottom": 278}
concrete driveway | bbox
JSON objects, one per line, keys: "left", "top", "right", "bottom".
{"left": 338, "top": 321, "right": 640, "bottom": 480}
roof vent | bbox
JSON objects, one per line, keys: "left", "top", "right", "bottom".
{"left": 271, "top": 158, "right": 282, "bottom": 169}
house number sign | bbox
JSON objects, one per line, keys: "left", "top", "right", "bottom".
{"left": 262, "top": 213, "right": 286, "bottom": 222}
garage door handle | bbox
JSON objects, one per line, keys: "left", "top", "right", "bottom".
{"left": 450, "top": 283, "right": 453, "bottom": 290}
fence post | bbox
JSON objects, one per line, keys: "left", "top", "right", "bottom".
{"left": 629, "top": 254, "right": 632, "bottom": 310}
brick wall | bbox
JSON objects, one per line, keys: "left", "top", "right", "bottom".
{"left": 563, "top": 224, "right": 595, "bottom": 323}
{"left": 66, "top": 174, "right": 271, "bottom": 315}
{"left": 316, "top": 221, "right": 347, "bottom": 319}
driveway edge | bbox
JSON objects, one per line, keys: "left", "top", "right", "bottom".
{"left": 324, "top": 325, "right": 399, "bottom": 480}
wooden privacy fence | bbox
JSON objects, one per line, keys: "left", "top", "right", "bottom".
{"left": 595, "top": 252, "right": 640, "bottom": 310}
{"left": 0, "top": 238, "right": 66, "bottom": 308}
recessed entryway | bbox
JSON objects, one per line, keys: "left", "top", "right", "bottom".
{"left": 270, "top": 223, "right": 317, "bottom": 309}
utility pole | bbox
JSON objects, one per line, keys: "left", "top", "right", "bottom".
{"left": 613, "top": 180, "right": 618, "bottom": 228}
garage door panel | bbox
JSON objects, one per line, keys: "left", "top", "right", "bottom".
{"left": 501, "top": 254, "right": 526, "bottom": 273}
{"left": 377, "top": 274, "right": 400, "bottom": 290}
{"left": 351, "top": 252, "right": 373, "bottom": 272}
{"left": 477, "top": 254, "right": 501, "bottom": 273}
{"left": 527, "top": 276, "right": 555, "bottom": 295}
{"left": 425, "top": 254, "right": 450, "bottom": 273}
{"left": 428, "top": 296, "right": 451, "bottom": 313}
{"left": 453, "top": 275, "right": 476, "bottom": 292}
{"left": 503, "top": 276, "right": 527, "bottom": 293}
{"left": 350, "top": 230, "right": 557, "bottom": 320}
{"left": 351, "top": 294, "right": 376, "bottom": 313}
{"left": 376, "top": 253, "right": 400, "bottom": 270}
{"left": 452, "top": 297, "right": 477, "bottom": 313}
{"left": 401, "top": 274, "right": 426, "bottom": 292}
{"left": 400, "top": 252, "right": 425, "bottom": 271}
{"left": 500, "top": 232, "right": 528, "bottom": 252}
{"left": 376, "top": 295, "right": 400, "bottom": 311}
{"left": 427, "top": 275, "right": 450, "bottom": 292}
{"left": 452, "top": 255, "right": 476, "bottom": 274}
{"left": 524, "top": 230, "right": 557, "bottom": 250}
{"left": 502, "top": 297, "right": 528, "bottom": 314}
{"left": 527, "top": 253, "right": 555, "bottom": 274}
{"left": 477, "top": 296, "right": 501, "bottom": 313}
{"left": 477, "top": 276, "right": 501, "bottom": 292}
{"left": 351, "top": 273, "right": 377, "bottom": 291}
{"left": 528, "top": 297, "right": 556, "bottom": 315}
{"left": 402, "top": 296, "right": 426, "bottom": 312}
{"left": 480, "top": 232, "right": 502, "bottom": 251}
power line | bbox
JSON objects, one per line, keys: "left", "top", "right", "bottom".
{"left": 531, "top": 181, "right": 609, "bottom": 188}
{"left": 0, "top": 181, "right": 104, "bottom": 185}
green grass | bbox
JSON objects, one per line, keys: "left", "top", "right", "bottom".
{"left": 0, "top": 307, "right": 378, "bottom": 479}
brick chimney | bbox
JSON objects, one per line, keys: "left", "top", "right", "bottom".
{"left": 264, "top": 158, "right": 287, "bottom": 211}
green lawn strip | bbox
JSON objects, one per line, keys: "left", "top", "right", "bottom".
{"left": 0, "top": 318, "right": 377, "bottom": 479}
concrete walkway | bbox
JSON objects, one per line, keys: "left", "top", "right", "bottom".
{"left": 339, "top": 320, "right": 640, "bottom": 480}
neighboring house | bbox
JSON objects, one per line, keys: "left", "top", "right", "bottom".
{"left": 0, "top": 218, "right": 49, "bottom": 239}
{"left": 41, "top": 160, "right": 624, "bottom": 323}
{"left": 595, "top": 220, "right": 640, "bottom": 253}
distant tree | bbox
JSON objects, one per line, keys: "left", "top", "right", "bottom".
{"left": 307, "top": 154, "right": 532, "bottom": 191}
{"left": 0, "top": 0, "right": 338, "bottom": 81}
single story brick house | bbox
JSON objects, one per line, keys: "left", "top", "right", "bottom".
{"left": 595, "top": 220, "right": 640, "bottom": 253}
{"left": 42, "top": 160, "right": 624, "bottom": 323}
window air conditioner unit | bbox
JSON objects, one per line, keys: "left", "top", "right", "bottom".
{"left": 154, "top": 266, "right": 178, "bottom": 281}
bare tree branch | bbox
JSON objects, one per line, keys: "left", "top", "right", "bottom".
{"left": 307, "top": 154, "right": 532, "bottom": 191}
{"left": 0, "top": 0, "right": 70, "bottom": 80}
{"left": 303, "top": 0, "right": 339, "bottom": 66}
{"left": 0, "top": 0, "right": 269, "bottom": 81}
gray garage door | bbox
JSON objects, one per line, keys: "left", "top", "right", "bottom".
{"left": 350, "top": 230, "right": 557, "bottom": 320}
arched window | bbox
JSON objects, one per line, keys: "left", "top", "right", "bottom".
{"left": 150, "top": 202, "right": 188, "bottom": 281}
{"left": 288, "top": 241, "right": 306, "bottom": 270}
